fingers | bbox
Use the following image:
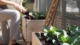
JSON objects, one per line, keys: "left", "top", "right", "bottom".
{"left": 17, "top": 6, "right": 26, "bottom": 12}
{"left": 13, "top": 3, "right": 26, "bottom": 12}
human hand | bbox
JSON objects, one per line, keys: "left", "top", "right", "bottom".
{"left": 22, "top": 11, "right": 35, "bottom": 19}
{"left": 13, "top": 3, "right": 27, "bottom": 12}
{"left": 12, "top": 3, "right": 35, "bottom": 19}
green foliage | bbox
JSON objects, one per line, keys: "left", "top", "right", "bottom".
{"left": 43, "top": 25, "right": 80, "bottom": 45}
{"left": 29, "top": 11, "right": 46, "bottom": 20}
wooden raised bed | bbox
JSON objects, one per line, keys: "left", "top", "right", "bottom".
{"left": 32, "top": 32, "right": 43, "bottom": 45}
{"left": 22, "top": 15, "right": 45, "bottom": 45}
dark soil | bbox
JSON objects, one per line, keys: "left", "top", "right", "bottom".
{"left": 36, "top": 33, "right": 54, "bottom": 45}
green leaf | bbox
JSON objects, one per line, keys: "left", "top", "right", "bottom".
{"left": 72, "top": 41, "right": 80, "bottom": 45}
{"left": 71, "top": 36, "right": 80, "bottom": 45}
{"left": 47, "top": 30, "right": 55, "bottom": 38}
{"left": 50, "top": 26, "right": 57, "bottom": 32}
{"left": 61, "top": 43, "right": 70, "bottom": 45}
{"left": 43, "top": 26, "right": 48, "bottom": 30}
{"left": 63, "top": 30, "right": 68, "bottom": 38}
{"left": 66, "top": 36, "right": 73, "bottom": 44}
{"left": 52, "top": 39, "right": 56, "bottom": 43}
{"left": 44, "top": 33, "right": 47, "bottom": 36}
{"left": 43, "top": 29, "right": 48, "bottom": 32}
{"left": 52, "top": 39, "right": 58, "bottom": 45}
{"left": 60, "top": 35, "right": 67, "bottom": 42}
{"left": 47, "top": 37, "right": 53, "bottom": 41}
{"left": 67, "top": 25, "right": 78, "bottom": 36}
{"left": 43, "top": 26, "right": 48, "bottom": 32}
{"left": 54, "top": 32, "right": 61, "bottom": 38}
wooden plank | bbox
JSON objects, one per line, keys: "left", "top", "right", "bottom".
{"left": 32, "top": 32, "right": 43, "bottom": 45}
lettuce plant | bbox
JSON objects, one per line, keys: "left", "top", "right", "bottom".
{"left": 43, "top": 25, "right": 80, "bottom": 45}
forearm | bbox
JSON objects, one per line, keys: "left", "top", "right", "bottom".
{"left": 0, "top": 0, "right": 27, "bottom": 12}
{"left": 0, "top": 0, "right": 16, "bottom": 6}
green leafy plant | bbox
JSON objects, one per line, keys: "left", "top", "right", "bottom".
{"left": 28, "top": 10, "right": 46, "bottom": 20}
{"left": 43, "top": 25, "right": 80, "bottom": 45}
